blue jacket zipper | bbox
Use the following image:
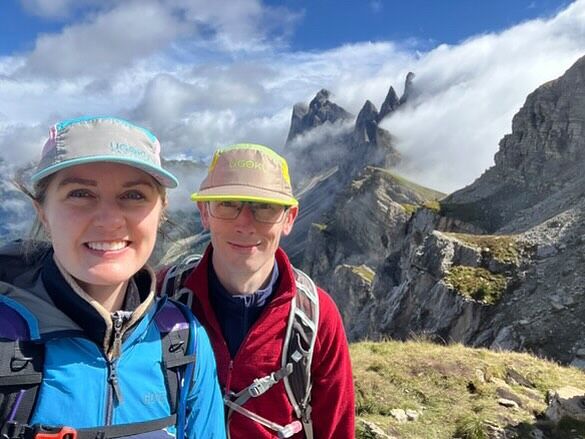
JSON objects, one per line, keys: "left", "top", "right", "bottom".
{"left": 105, "top": 313, "right": 125, "bottom": 424}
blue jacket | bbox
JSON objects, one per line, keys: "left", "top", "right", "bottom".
{"left": 0, "top": 242, "right": 226, "bottom": 439}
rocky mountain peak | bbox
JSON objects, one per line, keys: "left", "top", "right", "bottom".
{"left": 494, "top": 56, "right": 585, "bottom": 185}
{"left": 378, "top": 86, "right": 399, "bottom": 121}
{"left": 399, "top": 71, "right": 415, "bottom": 105}
{"left": 444, "top": 55, "right": 585, "bottom": 231}
{"left": 286, "top": 89, "right": 353, "bottom": 143}
{"left": 354, "top": 100, "right": 379, "bottom": 144}
{"left": 309, "top": 89, "right": 332, "bottom": 110}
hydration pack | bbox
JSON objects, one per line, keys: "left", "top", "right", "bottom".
{"left": 0, "top": 296, "right": 197, "bottom": 439}
{"left": 160, "top": 254, "right": 319, "bottom": 439}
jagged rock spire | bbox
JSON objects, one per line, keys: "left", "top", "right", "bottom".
{"left": 286, "top": 89, "right": 353, "bottom": 143}
{"left": 399, "top": 72, "right": 415, "bottom": 105}
{"left": 354, "top": 100, "right": 379, "bottom": 144}
{"left": 378, "top": 86, "right": 399, "bottom": 122}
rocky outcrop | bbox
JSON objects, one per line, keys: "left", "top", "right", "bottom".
{"left": 301, "top": 55, "right": 585, "bottom": 365}
{"left": 286, "top": 89, "right": 353, "bottom": 143}
{"left": 398, "top": 71, "right": 415, "bottom": 105}
{"left": 545, "top": 386, "right": 585, "bottom": 423}
{"left": 443, "top": 56, "right": 585, "bottom": 232}
{"left": 378, "top": 86, "right": 399, "bottom": 122}
{"left": 0, "top": 161, "right": 35, "bottom": 244}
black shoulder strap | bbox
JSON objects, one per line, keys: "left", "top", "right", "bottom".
{"left": 282, "top": 268, "right": 319, "bottom": 439}
{"left": 0, "top": 340, "right": 44, "bottom": 429}
{"left": 0, "top": 298, "right": 195, "bottom": 439}
{"left": 0, "top": 301, "right": 44, "bottom": 433}
{"left": 154, "top": 299, "right": 197, "bottom": 415}
{"left": 159, "top": 254, "right": 202, "bottom": 307}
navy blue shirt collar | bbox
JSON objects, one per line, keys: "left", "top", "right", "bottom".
{"left": 209, "top": 259, "right": 280, "bottom": 358}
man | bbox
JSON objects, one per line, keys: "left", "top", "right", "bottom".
{"left": 160, "top": 143, "right": 354, "bottom": 438}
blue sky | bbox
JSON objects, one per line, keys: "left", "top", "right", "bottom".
{"left": 274, "top": 0, "right": 573, "bottom": 50}
{"left": 1, "top": 0, "right": 584, "bottom": 198}
{"left": 1, "top": 0, "right": 572, "bottom": 54}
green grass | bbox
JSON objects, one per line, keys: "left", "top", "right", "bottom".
{"left": 370, "top": 167, "right": 446, "bottom": 201}
{"left": 352, "top": 340, "right": 585, "bottom": 439}
{"left": 312, "top": 223, "right": 328, "bottom": 232}
{"left": 444, "top": 266, "right": 508, "bottom": 304}
{"left": 350, "top": 264, "right": 376, "bottom": 284}
{"left": 443, "top": 232, "right": 520, "bottom": 264}
{"left": 401, "top": 203, "right": 418, "bottom": 216}
{"left": 422, "top": 199, "right": 441, "bottom": 213}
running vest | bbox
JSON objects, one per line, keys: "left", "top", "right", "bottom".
{"left": 160, "top": 255, "right": 319, "bottom": 439}
{"left": 0, "top": 297, "right": 197, "bottom": 439}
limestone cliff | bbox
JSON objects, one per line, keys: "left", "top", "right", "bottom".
{"left": 302, "top": 55, "right": 585, "bottom": 366}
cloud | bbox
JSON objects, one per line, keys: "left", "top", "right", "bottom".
{"left": 0, "top": 121, "right": 46, "bottom": 167}
{"left": 18, "top": 1, "right": 189, "bottom": 78}
{"left": 15, "top": 0, "right": 301, "bottom": 79}
{"left": 369, "top": 1, "right": 383, "bottom": 13}
{"left": 1, "top": 0, "right": 585, "bottom": 197}
{"left": 19, "top": 0, "right": 105, "bottom": 20}
{"left": 378, "top": 0, "right": 585, "bottom": 192}
{"left": 173, "top": 0, "right": 301, "bottom": 52}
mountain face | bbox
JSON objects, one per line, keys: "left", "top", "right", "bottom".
{"left": 442, "top": 56, "right": 585, "bottom": 232}
{"left": 281, "top": 76, "right": 412, "bottom": 263}
{"left": 0, "top": 160, "right": 35, "bottom": 245}
{"left": 300, "top": 55, "right": 585, "bottom": 366}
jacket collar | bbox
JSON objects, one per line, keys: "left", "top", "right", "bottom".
{"left": 41, "top": 252, "right": 156, "bottom": 356}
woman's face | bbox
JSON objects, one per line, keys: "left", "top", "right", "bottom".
{"left": 36, "top": 162, "right": 164, "bottom": 296}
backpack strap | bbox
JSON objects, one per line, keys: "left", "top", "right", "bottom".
{"left": 0, "top": 298, "right": 44, "bottom": 433}
{"left": 224, "top": 267, "right": 320, "bottom": 439}
{"left": 282, "top": 268, "right": 319, "bottom": 439}
{"left": 159, "top": 254, "right": 202, "bottom": 307}
{"left": 154, "top": 298, "right": 197, "bottom": 439}
{"left": 0, "top": 297, "right": 196, "bottom": 439}
{"left": 162, "top": 255, "right": 321, "bottom": 438}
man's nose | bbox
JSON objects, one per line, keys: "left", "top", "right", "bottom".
{"left": 233, "top": 204, "right": 256, "bottom": 229}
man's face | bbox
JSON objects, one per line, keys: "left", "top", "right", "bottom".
{"left": 198, "top": 201, "right": 298, "bottom": 284}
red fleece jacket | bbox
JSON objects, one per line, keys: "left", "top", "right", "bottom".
{"left": 177, "top": 245, "right": 355, "bottom": 439}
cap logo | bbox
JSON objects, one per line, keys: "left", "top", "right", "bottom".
{"left": 110, "top": 142, "right": 155, "bottom": 164}
{"left": 229, "top": 159, "right": 264, "bottom": 171}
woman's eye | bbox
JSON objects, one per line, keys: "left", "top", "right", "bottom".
{"left": 68, "top": 189, "right": 93, "bottom": 198}
{"left": 122, "top": 191, "right": 146, "bottom": 200}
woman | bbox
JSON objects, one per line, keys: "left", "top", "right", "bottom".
{"left": 0, "top": 117, "right": 225, "bottom": 438}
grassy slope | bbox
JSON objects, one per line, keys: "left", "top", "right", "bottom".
{"left": 352, "top": 340, "right": 585, "bottom": 438}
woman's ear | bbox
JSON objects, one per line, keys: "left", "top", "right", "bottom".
{"left": 33, "top": 200, "right": 51, "bottom": 238}
{"left": 33, "top": 200, "right": 47, "bottom": 228}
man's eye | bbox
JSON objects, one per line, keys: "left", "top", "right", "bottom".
{"left": 255, "top": 203, "right": 276, "bottom": 211}
{"left": 220, "top": 201, "right": 239, "bottom": 208}
{"left": 122, "top": 191, "right": 146, "bottom": 200}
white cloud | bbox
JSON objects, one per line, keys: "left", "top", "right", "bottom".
{"left": 19, "top": 1, "right": 189, "bottom": 78}
{"left": 380, "top": 0, "right": 585, "bottom": 191}
{"left": 172, "top": 0, "right": 301, "bottom": 52}
{"left": 2, "top": 0, "right": 585, "bottom": 197}
{"left": 20, "top": 0, "right": 104, "bottom": 19}
{"left": 370, "top": 1, "right": 383, "bottom": 13}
